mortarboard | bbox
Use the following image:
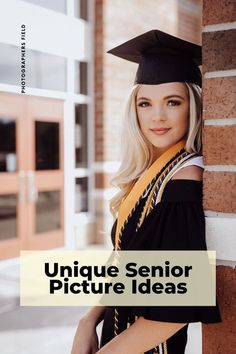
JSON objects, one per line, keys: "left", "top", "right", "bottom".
{"left": 107, "top": 29, "right": 202, "bottom": 87}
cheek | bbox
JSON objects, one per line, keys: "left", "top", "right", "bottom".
{"left": 181, "top": 107, "right": 190, "bottom": 131}
{"left": 137, "top": 111, "right": 149, "bottom": 132}
{"left": 171, "top": 107, "right": 189, "bottom": 132}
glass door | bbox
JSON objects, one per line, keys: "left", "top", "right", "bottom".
{"left": 0, "top": 93, "right": 64, "bottom": 260}
{"left": 0, "top": 93, "right": 27, "bottom": 259}
{"left": 26, "top": 96, "right": 64, "bottom": 249}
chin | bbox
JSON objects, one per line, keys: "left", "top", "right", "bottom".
{"left": 150, "top": 136, "right": 183, "bottom": 148}
{"left": 151, "top": 140, "right": 173, "bottom": 149}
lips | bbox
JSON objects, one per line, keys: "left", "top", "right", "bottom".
{"left": 150, "top": 128, "right": 171, "bottom": 135}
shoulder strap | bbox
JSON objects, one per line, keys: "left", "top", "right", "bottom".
{"left": 152, "top": 153, "right": 201, "bottom": 206}
{"left": 170, "top": 155, "right": 204, "bottom": 179}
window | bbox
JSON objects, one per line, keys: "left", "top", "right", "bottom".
{"left": 36, "top": 191, "right": 61, "bottom": 233}
{"left": 0, "top": 195, "right": 17, "bottom": 240}
{"left": 75, "top": 60, "right": 88, "bottom": 95}
{"left": 74, "top": 0, "right": 88, "bottom": 21}
{"left": 22, "top": 0, "right": 67, "bottom": 14}
{"left": 0, "top": 118, "right": 17, "bottom": 173}
{"left": 35, "top": 121, "right": 60, "bottom": 170}
{"left": 0, "top": 43, "right": 67, "bottom": 91}
{"left": 75, "top": 178, "right": 88, "bottom": 212}
{"left": 75, "top": 104, "right": 88, "bottom": 168}
{"left": 27, "top": 49, "right": 67, "bottom": 91}
{"left": 0, "top": 44, "right": 20, "bottom": 86}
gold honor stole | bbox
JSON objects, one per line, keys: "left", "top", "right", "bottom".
{"left": 115, "top": 139, "right": 186, "bottom": 250}
{"left": 113, "top": 139, "right": 187, "bottom": 353}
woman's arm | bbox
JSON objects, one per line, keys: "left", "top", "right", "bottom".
{"left": 97, "top": 317, "right": 187, "bottom": 354}
{"left": 83, "top": 305, "right": 106, "bottom": 326}
{"left": 71, "top": 306, "right": 106, "bottom": 354}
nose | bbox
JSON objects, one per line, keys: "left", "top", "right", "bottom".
{"left": 151, "top": 104, "right": 166, "bottom": 121}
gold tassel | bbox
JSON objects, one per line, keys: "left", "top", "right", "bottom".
{"left": 114, "top": 308, "right": 119, "bottom": 336}
{"left": 163, "top": 341, "right": 168, "bottom": 354}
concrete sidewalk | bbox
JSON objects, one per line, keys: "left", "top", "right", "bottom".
{"left": 0, "top": 259, "right": 103, "bottom": 354}
{"left": 0, "top": 257, "right": 202, "bottom": 354}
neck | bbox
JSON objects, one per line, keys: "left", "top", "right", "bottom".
{"left": 151, "top": 139, "right": 186, "bottom": 163}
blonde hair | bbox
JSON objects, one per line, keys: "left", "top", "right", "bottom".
{"left": 109, "top": 82, "right": 202, "bottom": 218}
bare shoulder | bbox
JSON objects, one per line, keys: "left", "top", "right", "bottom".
{"left": 171, "top": 165, "right": 203, "bottom": 181}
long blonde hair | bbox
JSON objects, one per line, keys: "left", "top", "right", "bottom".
{"left": 109, "top": 82, "right": 202, "bottom": 218}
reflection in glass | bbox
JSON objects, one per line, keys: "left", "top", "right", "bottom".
{"left": 75, "top": 178, "right": 88, "bottom": 212}
{"left": 22, "top": 0, "right": 67, "bottom": 14}
{"left": 0, "top": 195, "right": 17, "bottom": 240}
{"left": 75, "top": 105, "right": 88, "bottom": 168}
{"left": 35, "top": 121, "right": 60, "bottom": 170}
{"left": 0, "top": 118, "right": 17, "bottom": 172}
{"left": 75, "top": 0, "right": 88, "bottom": 20}
{"left": 36, "top": 191, "right": 61, "bottom": 233}
{"left": 0, "top": 43, "right": 66, "bottom": 91}
{"left": 75, "top": 61, "right": 88, "bottom": 95}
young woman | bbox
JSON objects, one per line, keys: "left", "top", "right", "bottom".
{"left": 71, "top": 30, "right": 222, "bottom": 354}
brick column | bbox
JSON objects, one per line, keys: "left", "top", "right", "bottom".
{"left": 93, "top": 0, "right": 105, "bottom": 244}
{"left": 202, "top": 0, "right": 236, "bottom": 352}
{"left": 95, "top": 0, "right": 104, "bottom": 165}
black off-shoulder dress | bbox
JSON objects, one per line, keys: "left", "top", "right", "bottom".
{"left": 100, "top": 179, "right": 222, "bottom": 354}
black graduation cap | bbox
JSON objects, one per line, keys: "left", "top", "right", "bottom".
{"left": 107, "top": 29, "right": 202, "bottom": 87}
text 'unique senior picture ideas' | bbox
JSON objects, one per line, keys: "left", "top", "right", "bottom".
{"left": 20, "top": 250, "right": 216, "bottom": 307}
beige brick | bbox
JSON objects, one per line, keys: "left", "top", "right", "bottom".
{"left": 203, "top": 77, "right": 236, "bottom": 119}
{"left": 203, "top": 171, "right": 236, "bottom": 212}
{"left": 202, "top": 30, "right": 236, "bottom": 73}
{"left": 203, "top": 0, "right": 236, "bottom": 25}
{"left": 203, "top": 266, "right": 236, "bottom": 354}
{"left": 203, "top": 126, "right": 236, "bottom": 165}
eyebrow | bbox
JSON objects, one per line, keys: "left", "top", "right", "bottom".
{"left": 137, "top": 95, "right": 185, "bottom": 101}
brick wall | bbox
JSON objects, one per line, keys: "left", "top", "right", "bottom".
{"left": 202, "top": 0, "right": 236, "bottom": 352}
{"left": 94, "top": 0, "right": 104, "bottom": 163}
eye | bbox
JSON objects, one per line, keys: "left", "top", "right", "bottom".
{"left": 167, "top": 100, "right": 181, "bottom": 107}
{"left": 137, "top": 101, "right": 150, "bottom": 108}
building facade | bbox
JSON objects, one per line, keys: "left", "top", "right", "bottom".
{"left": 0, "top": 0, "right": 95, "bottom": 259}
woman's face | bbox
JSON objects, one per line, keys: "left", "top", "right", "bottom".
{"left": 136, "top": 82, "right": 189, "bottom": 159}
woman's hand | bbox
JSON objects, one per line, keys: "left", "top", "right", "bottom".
{"left": 71, "top": 315, "right": 99, "bottom": 354}
{"left": 71, "top": 307, "right": 106, "bottom": 354}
